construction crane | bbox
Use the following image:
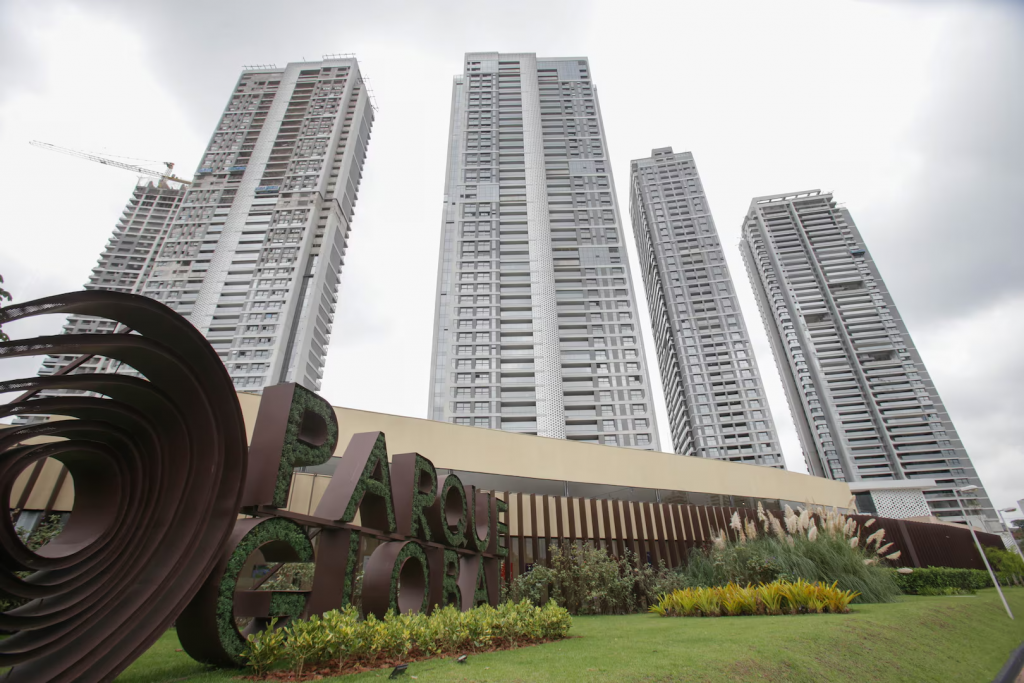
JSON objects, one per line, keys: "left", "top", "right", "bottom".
{"left": 29, "top": 140, "right": 192, "bottom": 186}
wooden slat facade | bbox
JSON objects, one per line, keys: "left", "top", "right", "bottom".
{"left": 497, "top": 491, "right": 1005, "bottom": 582}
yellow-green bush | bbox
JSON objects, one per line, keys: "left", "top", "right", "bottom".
{"left": 649, "top": 579, "right": 859, "bottom": 618}
{"left": 241, "top": 600, "right": 572, "bottom": 677}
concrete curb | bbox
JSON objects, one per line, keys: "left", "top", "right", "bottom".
{"left": 993, "top": 643, "right": 1024, "bottom": 683}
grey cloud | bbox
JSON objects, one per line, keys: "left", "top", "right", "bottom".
{"left": 858, "top": 5, "right": 1024, "bottom": 325}
{"left": 0, "top": 1, "right": 47, "bottom": 104}
{"left": 52, "top": 0, "right": 593, "bottom": 140}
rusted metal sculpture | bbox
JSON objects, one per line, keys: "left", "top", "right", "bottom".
{"left": 0, "top": 291, "right": 248, "bottom": 682}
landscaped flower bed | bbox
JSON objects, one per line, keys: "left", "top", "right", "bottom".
{"left": 649, "top": 578, "right": 860, "bottom": 617}
{"left": 241, "top": 600, "right": 572, "bottom": 679}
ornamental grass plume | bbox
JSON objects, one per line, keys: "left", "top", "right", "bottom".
{"left": 807, "top": 524, "right": 819, "bottom": 542}
{"left": 885, "top": 551, "right": 902, "bottom": 561}
{"left": 730, "top": 512, "right": 747, "bottom": 543}
{"left": 798, "top": 508, "right": 810, "bottom": 531}
{"left": 864, "top": 518, "right": 876, "bottom": 528}
{"left": 770, "top": 515, "right": 786, "bottom": 539}
{"left": 876, "top": 542, "right": 893, "bottom": 556}
{"left": 849, "top": 536, "right": 859, "bottom": 549}
{"left": 823, "top": 508, "right": 841, "bottom": 536}
{"left": 785, "top": 514, "right": 800, "bottom": 535}
{"left": 865, "top": 529, "right": 885, "bottom": 549}
{"left": 745, "top": 519, "right": 759, "bottom": 541}
{"left": 713, "top": 530, "right": 728, "bottom": 550}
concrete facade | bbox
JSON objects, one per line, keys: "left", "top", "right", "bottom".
{"left": 629, "top": 148, "right": 784, "bottom": 467}
{"left": 142, "top": 58, "right": 373, "bottom": 392}
{"left": 428, "top": 53, "right": 660, "bottom": 450}
{"left": 37, "top": 182, "right": 185, "bottom": 382}
{"left": 740, "top": 190, "right": 998, "bottom": 531}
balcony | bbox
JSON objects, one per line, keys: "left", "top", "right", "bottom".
{"left": 500, "top": 405, "right": 537, "bottom": 415}
{"left": 564, "top": 424, "right": 598, "bottom": 434}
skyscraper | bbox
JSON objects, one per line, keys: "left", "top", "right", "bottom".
{"left": 142, "top": 57, "right": 374, "bottom": 392}
{"left": 428, "top": 53, "right": 660, "bottom": 449}
{"left": 629, "top": 148, "right": 784, "bottom": 467}
{"left": 38, "top": 181, "right": 185, "bottom": 380}
{"left": 741, "top": 190, "right": 997, "bottom": 530}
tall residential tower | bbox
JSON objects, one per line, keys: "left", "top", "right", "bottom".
{"left": 142, "top": 57, "right": 373, "bottom": 391}
{"left": 629, "top": 148, "right": 784, "bottom": 467}
{"left": 741, "top": 190, "right": 996, "bottom": 530}
{"left": 428, "top": 53, "right": 661, "bottom": 449}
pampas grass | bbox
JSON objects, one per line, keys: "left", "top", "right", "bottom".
{"left": 677, "top": 505, "right": 900, "bottom": 604}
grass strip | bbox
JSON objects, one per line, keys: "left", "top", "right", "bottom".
{"left": 118, "top": 589, "right": 1024, "bottom": 683}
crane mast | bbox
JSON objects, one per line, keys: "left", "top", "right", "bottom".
{"left": 29, "top": 141, "right": 192, "bottom": 186}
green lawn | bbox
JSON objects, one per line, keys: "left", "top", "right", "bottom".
{"left": 117, "top": 589, "right": 1024, "bottom": 683}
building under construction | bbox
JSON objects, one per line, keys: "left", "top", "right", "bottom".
{"left": 36, "top": 181, "right": 186, "bottom": 384}
{"left": 29, "top": 55, "right": 375, "bottom": 396}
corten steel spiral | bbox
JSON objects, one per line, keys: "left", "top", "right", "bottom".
{"left": 0, "top": 291, "right": 248, "bottom": 682}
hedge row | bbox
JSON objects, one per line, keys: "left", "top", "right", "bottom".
{"left": 892, "top": 566, "right": 1024, "bottom": 594}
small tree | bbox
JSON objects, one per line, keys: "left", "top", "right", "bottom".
{"left": 15, "top": 513, "right": 65, "bottom": 552}
{"left": 0, "top": 273, "right": 11, "bottom": 342}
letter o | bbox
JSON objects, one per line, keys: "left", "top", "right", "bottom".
{"left": 362, "top": 540, "right": 429, "bottom": 619}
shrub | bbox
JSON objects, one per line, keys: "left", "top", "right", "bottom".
{"left": 505, "top": 563, "right": 554, "bottom": 607}
{"left": 0, "top": 514, "right": 66, "bottom": 613}
{"left": 891, "top": 566, "right": 991, "bottom": 594}
{"left": 15, "top": 513, "right": 64, "bottom": 552}
{"left": 243, "top": 618, "right": 287, "bottom": 678}
{"left": 258, "top": 562, "right": 315, "bottom": 591}
{"left": 505, "top": 543, "right": 686, "bottom": 615}
{"left": 282, "top": 613, "right": 331, "bottom": 675}
{"left": 984, "top": 546, "right": 1024, "bottom": 575}
{"left": 650, "top": 579, "right": 859, "bottom": 618}
{"left": 240, "top": 600, "right": 572, "bottom": 677}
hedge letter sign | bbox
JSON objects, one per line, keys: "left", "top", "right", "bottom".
{"left": 177, "top": 383, "right": 507, "bottom": 667}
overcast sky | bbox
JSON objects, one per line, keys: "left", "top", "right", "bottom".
{"left": 1, "top": 0, "right": 1021, "bottom": 519}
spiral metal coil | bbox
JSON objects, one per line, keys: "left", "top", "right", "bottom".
{"left": 0, "top": 291, "right": 248, "bottom": 682}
